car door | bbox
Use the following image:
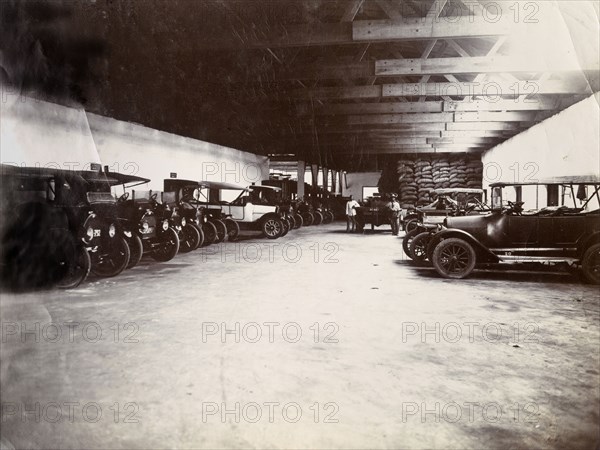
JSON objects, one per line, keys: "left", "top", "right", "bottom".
{"left": 506, "top": 215, "right": 539, "bottom": 247}
{"left": 543, "top": 216, "right": 585, "bottom": 247}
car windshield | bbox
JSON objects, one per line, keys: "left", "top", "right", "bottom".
{"left": 86, "top": 192, "right": 116, "bottom": 204}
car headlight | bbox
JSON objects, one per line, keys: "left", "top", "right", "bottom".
{"left": 142, "top": 222, "right": 149, "bottom": 232}
{"left": 162, "top": 220, "right": 169, "bottom": 231}
{"left": 181, "top": 217, "right": 186, "bottom": 227}
{"left": 108, "top": 223, "right": 116, "bottom": 238}
{"left": 86, "top": 227, "right": 94, "bottom": 239}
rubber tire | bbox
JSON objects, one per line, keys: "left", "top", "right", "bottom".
{"left": 126, "top": 234, "right": 144, "bottom": 269}
{"left": 151, "top": 228, "right": 180, "bottom": 262}
{"left": 287, "top": 215, "right": 296, "bottom": 230}
{"left": 202, "top": 221, "right": 218, "bottom": 246}
{"left": 56, "top": 241, "right": 92, "bottom": 289}
{"left": 91, "top": 236, "right": 131, "bottom": 277}
{"left": 303, "top": 212, "right": 314, "bottom": 226}
{"left": 432, "top": 238, "right": 477, "bottom": 279}
{"left": 179, "top": 224, "right": 201, "bottom": 253}
{"left": 211, "top": 219, "right": 227, "bottom": 243}
{"left": 405, "top": 218, "right": 419, "bottom": 233}
{"left": 262, "top": 217, "right": 283, "bottom": 239}
{"left": 410, "top": 232, "right": 431, "bottom": 264}
{"left": 322, "top": 211, "right": 333, "bottom": 224}
{"left": 403, "top": 228, "right": 420, "bottom": 259}
{"left": 224, "top": 218, "right": 240, "bottom": 241}
{"left": 281, "top": 218, "right": 290, "bottom": 237}
{"left": 192, "top": 223, "right": 205, "bottom": 248}
{"left": 313, "top": 211, "right": 323, "bottom": 225}
{"left": 293, "top": 214, "right": 303, "bottom": 229}
{"left": 581, "top": 243, "right": 600, "bottom": 285}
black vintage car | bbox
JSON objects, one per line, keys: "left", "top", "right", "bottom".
{"left": 109, "top": 172, "right": 180, "bottom": 264}
{"left": 425, "top": 177, "right": 600, "bottom": 284}
{"left": 0, "top": 164, "right": 131, "bottom": 289}
{"left": 403, "top": 188, "right": 489, "bottom": 262}
{"left": 355, "top": 195, "right": 391, "bottom": 232}
{"left": 164, "top": 179, "right": 240, "bottom": 243}
{"left": 154, "top": 191, "right": 204, "bottom": 252}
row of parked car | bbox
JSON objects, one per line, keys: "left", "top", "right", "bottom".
{"left": 401, "top": 179, "right": 600, "bottom": 285}
{"left": 0, "top": 164, "right": 335, "bottom": 290}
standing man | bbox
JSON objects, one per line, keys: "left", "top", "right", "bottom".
{"left": 387, "top": 194, "right": 401, "bottom": 235}
{"left": 345, "top": 195, "right": 360, "bottom": 232}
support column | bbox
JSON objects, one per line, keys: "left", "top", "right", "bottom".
{"left": 311, "top": 164, "right": 319, "bottom": 196}
{"left": 339, "top": 171, "right": 345, "bottom": 196}
{"left": 331, "top": 170, "right": 338, "bottom": 194}
{"left": 297, "top": 161, "right": 305, "bottom": 200}
{"left": 322, "top": 167, "right": 329, "bottom": 192}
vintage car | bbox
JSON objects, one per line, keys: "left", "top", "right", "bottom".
{"left": 425, "top": 177, "right": 600, "bottom": 284}
{"left": 355, "top": 194, "right": 391, "bottom": 232}
{"left": 109, "top": 172, "right": 180, "bottom": 263}
{"left": 154, "top": 191, "right": 203, "bottom": 252}
{"left": 164, "top": 179, "right": 240, "bottom": 243}
{"left": 0, "top": 164, "right": 131, "bottom": 289}
{"left": 403, "top": 188, "right": 488, "bottom": 262}
{"left": 218, "top": 184, "right": 286, "bottom": 239}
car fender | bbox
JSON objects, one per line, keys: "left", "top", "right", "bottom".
{"left": 426, "top": 228, "right": 499, "bottom": 263}
{"left": 260, "top": 212, "right": 282, "bottom": 224}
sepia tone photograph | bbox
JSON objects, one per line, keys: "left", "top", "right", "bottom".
{"left": 0, "top": 0, "right": 599, "bottom": 449}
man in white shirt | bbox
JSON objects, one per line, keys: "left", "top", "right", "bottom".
{"left": 345, "top": 195, "right": 360, "bottom": 232}
{"left": 387, "top": 194, "right": 402, "bottom": 235}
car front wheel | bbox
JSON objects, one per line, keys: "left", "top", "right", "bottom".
{"left": 126, "top": 234, "right": 143, "bottom": 269}
{"left": 582, "top": 243, "right": 600, "bottom": 285}
{"left": 179, "top": 224, "right": 202, "bottom": 253}
{"left": 151, "top": 228, "right": 180, "bottom": 262}
{"left": 432, "top": 238, "right": 477, "bottom": 279}
{"left": 211, "top": 219, "right": 227, "bottom": 243}
{"left": 262, "top": 217, "right": 283, "bottom": 239}
{"left": 402, "top": 228, "right": 419, "bottom": 259}
{"left": 224, "top": 218, "right": 240, "bottom": 241}
{"left": 410, "top": 232, "right": 431, "bottom": 264}
{"left": 92, "top": 236, "right": 131, "bottom": 278}
{"left": 294, "top": 214, "right": 303, "bottom": 228}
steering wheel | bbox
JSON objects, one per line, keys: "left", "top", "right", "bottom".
{"left": 150, "top": 192, "right": 158, "bottom": 201}
{"left": 118, "top": 192, "right": 129, "bottom": 202}
{"left": 507, "top": 200, "right": 524, "bottom": 215}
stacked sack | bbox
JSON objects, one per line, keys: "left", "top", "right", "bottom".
{"left": 397, "top": 160, "right": 417, "bottom": 208}
{"left": 394, "top": 154, "right": 484, "bottom": 207}
{"left": 465, "top": 157, "right": 483, "bottom": 188}
{"left": 414, "top": 158, "right": 435, "bottom": 206}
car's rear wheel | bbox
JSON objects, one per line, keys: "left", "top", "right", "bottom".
{"left": 432, "top": 238, "right": 477, "bottom": 279}
{"left": 323, "top": 211, "right": 334, "bottom": 224}
{"left": 294, "top": 214, "right": 303, "bottom": 228}
{"left": 179, "top": 224, "right": 201, "bottom": 253}
{"left": 92, "top": 236, "right": 131, "bottom": 277}
{"left": 126, "top": 234, "right": 143, "bottom": 269}
{"left": 192, "top": 223, "right": 205, "bottom": 248}
{"left": 211, "top": 219, "right": 227, "bottom": 243}
{"left": 410, "top": 232, "right": 431, "bottom": 264}
{"left": 402, "top": 228, "right": 419, "bottom": 259}
{"left": 151, "top": 228, "right": 180, "bottom": 262}
{"left": 224, "top": 218, "right": 240, "bottom": 241}
{"left": 581, "top": 243, "right": 600, "bottom": 285}
{"left": 202, "top": 221, "right": 218, "bottom": 246}
{"left": 262, "top": 217, "right": 283, "bottom": 239}
{"left": 287, "top": 215, "right": 296, "bottom": 230}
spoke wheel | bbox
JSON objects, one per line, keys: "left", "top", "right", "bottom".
{"left": 126, "top": 234, "right": 144, "bottom": 269}
{"left": 582, "top": 243, "right": 600, "bottom": 285}
{"left": 211, "top": 219, "right": 227, "bottom": 243}
{"left": 92, "top": 236, "right": 130, "bottom": 277}
{"left": 405, "top": 218, "right": 418, "bottom": 233}
{"left": 410, "top": 232, "right": 431, "bottom": 264}
{"left": 402, "top": 228, "right": 419, "bottom": 259}
{"left": 432, "top": 238, "right": 477, "bottom": 279}
{"left": 52, "top": 230, "right": 91, "bottom": 289}
{"left": 202, "top": 221, "right": 218, "bottom": 246}
{"left": 151, "top": 228, "right": 180, "bottom": 262}
{"left": 262, "top": 217, "right": 283, "bottom": 239}
{"left": 179, "top": 224, "right": 201, "bottom": 253}
{"left": 280, "top": 218, "right": 290, "bottom": 237}
{"left": 313, "top": 211, "right": 323, "bottom": 225}
{"left": 224, "top": 218, "right": 240, "bottom": 241}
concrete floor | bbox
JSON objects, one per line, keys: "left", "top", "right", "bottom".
{"left": 1, "top": 223, "right": 599, "bottom": 449}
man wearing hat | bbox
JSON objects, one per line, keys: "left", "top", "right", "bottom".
{"left": 387, "top": 194, "right": 401, "bottom": 236}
